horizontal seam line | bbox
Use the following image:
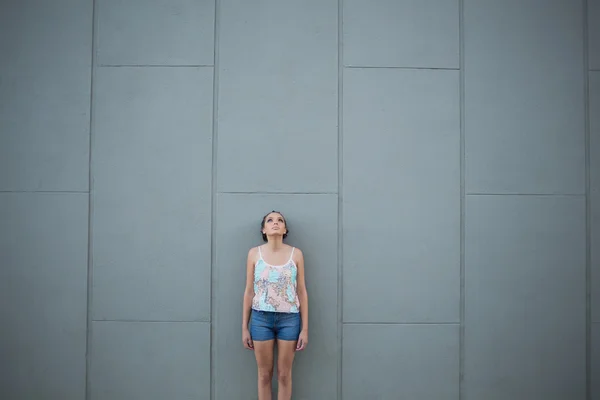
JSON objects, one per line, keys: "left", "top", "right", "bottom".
{"left": 343, "top": 322, "right": 460, "bottom": 325}
{"left": 98, "top": 64, "right": 214, "bottom": 67}
{"left": 0, "top": 190, "right": 89, "bottom": 193}
{"left": 92, "top": 319, "right": 210, "bottom": 323}
{"left": 466, "top": 193, "right": 585, "bottom": 196}
{"left": 218, "top": 191, "right": 337, "bottom": 195}
{"left": 344, "top": 65, "right": 459, "bottom": 70}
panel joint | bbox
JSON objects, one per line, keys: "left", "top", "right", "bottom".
{"left": 85, "top": 1, "right": 98, "bottom": 399}
{"left": 583, "top": 1, "right": 592, "bottom": 399}
{"left": 458, "top": 0, "right": 466, "bottom": 398}
{"left": 209, "top": 1, "right": 220, "bottom": 399}
{"left": 337, "top": 0, "right": 344, "bottom": 398}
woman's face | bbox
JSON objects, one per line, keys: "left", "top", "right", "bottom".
{"left": 262, "top": 212, "right": 287, "bottom": 237}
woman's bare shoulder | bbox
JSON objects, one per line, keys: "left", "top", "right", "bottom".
{"left": 247, "top": 245, "right": 262, "bottom": 258}
{"left": 291, "top": 246, "right": 304, "bottom": 263}
{"left": 291, "top": 245, "right": 303, "bottom": 254}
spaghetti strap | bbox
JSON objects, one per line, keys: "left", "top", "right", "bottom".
{"left": 289, "top": 247, "right": 295, "bottom": 261}
{"left": 257, "top": 245, "right": 263, "bottom": 259}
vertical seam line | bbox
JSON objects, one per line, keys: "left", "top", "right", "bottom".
{"left": 209, "top": 0, "right": 219, "bottom": 399}
{"left": 458, "top": 0, "right": 466, "bottom": 398}
{"left": 337, "top": 0, "right": 344, "bottom": 398}
{"left": 583, "top": 0, "right": 591, "bottom": 399}
{"left": 85, "top": 0, "right": 97, "bottom": 399}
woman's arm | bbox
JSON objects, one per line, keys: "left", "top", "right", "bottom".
{"left": 242, "top": 248, "right": 256, "bottom": 349}
{"left": 295, "top": 249, "right": 309, "bottom": 348}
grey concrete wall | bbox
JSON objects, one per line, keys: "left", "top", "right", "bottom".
{"left": 591, "top": 0, "right": 600, "bottom": 396}
{"left": 0, "top": 1, "right": 597, "bottom": 400}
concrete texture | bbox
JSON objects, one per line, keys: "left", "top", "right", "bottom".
{"left": 343, "top": 0, "right": 460, "bottom": 68}
{"left": 464, "top": 0, "right": 585, "bottom": 195}
{"left": 342, "top": 68, "right": 460, "bottom": 324}
{"left": 0, "top": 0, "right": 595, "bottom": 399}
{"left": 0, "top": 0, "right": 92, "bottom": 191}
{"left": 464, "top": 195, "right": 586, "bottom": 400}
{"left": 0, "top": 193, "right": 88, "bottom": 398}
{"left": 91, "top": 66, "right": 213, "bottom": 322}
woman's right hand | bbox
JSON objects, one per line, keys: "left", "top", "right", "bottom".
{"left": 242, "top": 328, "right": 254, "bottom": 350}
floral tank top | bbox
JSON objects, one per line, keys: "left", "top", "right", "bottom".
{"left": 252, "top": 246, "right": 300, "bottom": 313}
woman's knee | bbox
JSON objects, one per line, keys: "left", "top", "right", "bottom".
{"left": 277, "top": 368, "right": 292, "bottom": 386}
{"left": 258, "top": 368, "right": 273, "bottom": 386}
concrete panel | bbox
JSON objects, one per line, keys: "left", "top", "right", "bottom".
{"left": 0, "top": 0, "right": 92, "bottom": 191}
{"left": 342, "top": 324, "right": 459, "bottom": 399}
{"left": 591, "top": 71, "right": 600, "bottom": 323}
{"left": 343, "top": 68, "right": 460, "bottom": 323}
{"left": 343, "top": 0, "right": 459, "bottom": 68}
{"left": 214, "top": 194, "right": 338, "bottom": 399}
{"left": 92, "top": 67, "right": 212, "bottom": 322}
{"left": 464, "top": 195, "right": 586, "bottom": 400}
{"left": 464, "top": 0, "right": 585, "bottom": 195}
{"left": 593, "top": 323, "right": 600, "bottom": 400}
{"left": 590, "top": 0, "right": 600, "bottom": 70}
{"left": 0, "top": 193, "right": 88, "bottom": 400}
{"left": 217, "top": 0, "right": 338, "bottom": 193}
{"left": 90, "top": 321, "right": 210, "bottom": 400}
{"left": 96, "top": 0, "right": 215, "bottom": 66}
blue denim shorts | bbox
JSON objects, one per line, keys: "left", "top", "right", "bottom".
{"left": 250, "top": 309, "right": 301, "bottom": 341}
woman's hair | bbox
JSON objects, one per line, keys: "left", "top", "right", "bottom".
{"left": 261, "top": 210, "right": 289, "bottom": 242}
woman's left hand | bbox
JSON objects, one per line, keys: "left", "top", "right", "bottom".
{"left": 296, "top": 330, "right": 308, "bottom": 351}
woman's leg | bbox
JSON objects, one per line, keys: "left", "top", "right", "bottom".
{"left": 276, "top": 339, "right": 297, "bottom": 400}
{"left": 254, "top": 340, "right": 275, "bottom": 400}
{"left": 274, "top": 312, "right": 301, "bottom": 400}
{"left": 250, "top": 310, "right": 276, "bottom": 400}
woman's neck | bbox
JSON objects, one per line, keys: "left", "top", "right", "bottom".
{"left": 265, "top": 238, "right": 285, "bottom": 251}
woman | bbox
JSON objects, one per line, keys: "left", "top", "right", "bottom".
{"left": 242, "top": 211, "right": 309, "bottom": 400}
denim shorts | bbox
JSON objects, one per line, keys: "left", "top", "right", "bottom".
{"left": 250, "top": 309, "right": 301, "bottom": 341}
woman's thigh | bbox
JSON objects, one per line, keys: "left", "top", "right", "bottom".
{"left": 254, "top": 340, "right": 275, "bottom": 371}
{"left": 276, "top": 339, "right": 297, "bottom": 373}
